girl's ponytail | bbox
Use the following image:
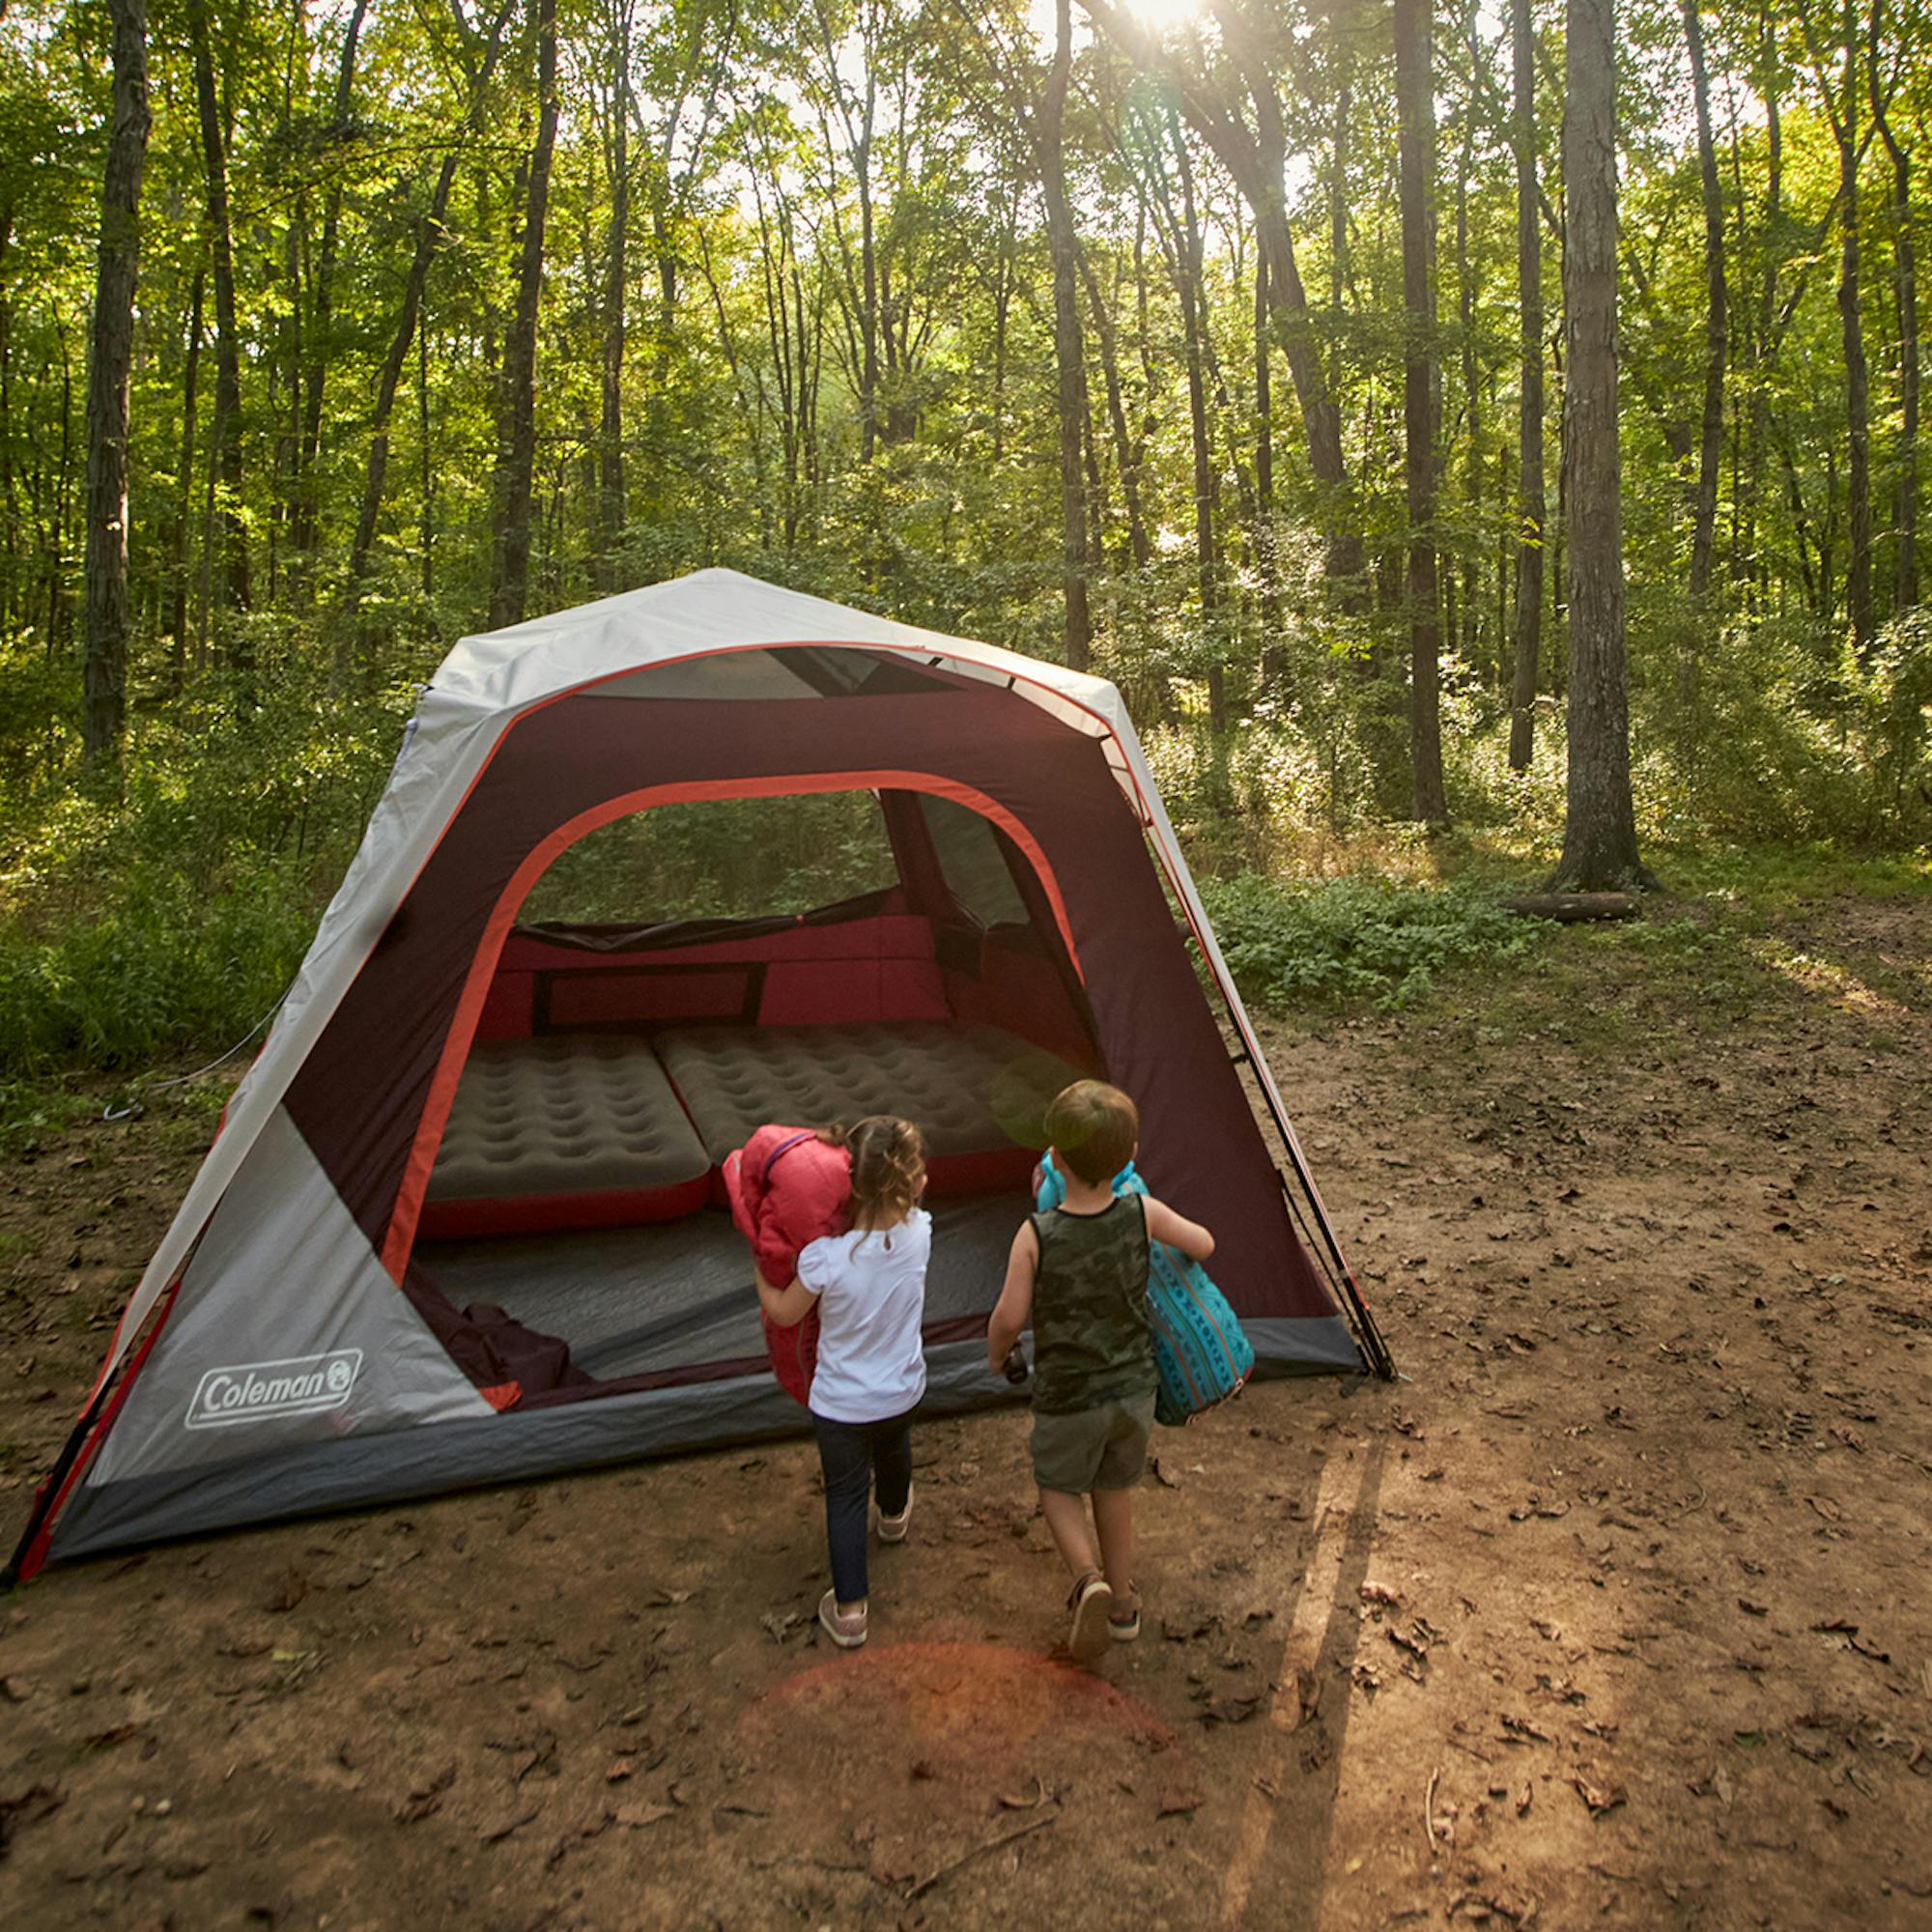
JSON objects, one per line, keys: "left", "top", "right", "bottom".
{"left": 843, "top": 1116, "right": 926, "bottom": 1231}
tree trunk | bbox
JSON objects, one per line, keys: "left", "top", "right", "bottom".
{"left": 1168, "top": 107, "right": 1223, "bottom": 727}
{"left": 0, "top": 210, "right": 14, "bottom": 634}
{"left": 1041, "top": 0, "right": 1091, "bottom": 671}
{"left": 344, "top": 0, "right": 514, "bottom": 636}
{"left": 1508, "top": 0, "right": 1545, "bottom": 772}
{"left": 490, "top": 0, "right": 560, "bottom": 632}
{"left": 419, "top": 320, "right": 434, "bottom": 600}
{"left": 169, "top": 266, "right": 204, "bottom": 682}
{"left": 990, "top": 192, "right": 1014, "bottom": 466}
{"left": 1682, "top": 0, "right": 1727, "bottom": 599}
{"left": 1750, "top": 21, "right": 1781, "bottom": 611}
{"left": 1076, "top": 244, "right": 1151, "bottom": 570}
{"left": 1871, "top": 4, "right": 1918, "bottom": 608}
{"left": 1330, "top": 46, "right": 1352, "bottom": 314}
{"left": 1456, "top": 0, "right": 1482, "bottom": 672}
{"left": 1255, "top": 241, "right": 1282, "bottom": 678}
{"left": 187, "top": 0, "right": 249, "bottom": 624}
{"left": 295, "top": 0, "right": 368, "bottom": 563}
{"left": 80, "top": 0, "right": 152, "bottom": 770}
{"left": 1551, "top": 0, "right": 1649, "bottom": 891}
{"left": 596, "top": 1, "right": 634, "bottom": 593}
{"left": 1809, "top": 5, "right": 1877, "bottom": 655}
{"left": 1088, "top": 0, "right": 1364, "bottom": 596}
{"left": 1396, "top": 0, "right": 1447, "bottom": 824}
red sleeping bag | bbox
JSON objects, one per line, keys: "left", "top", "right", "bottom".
{"left": 723, "top": 1125, "right": 852, "bottom": 1405}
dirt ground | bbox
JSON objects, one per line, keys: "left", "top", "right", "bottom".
{"left": 2, "top": 889, "right": 1930, "bottom": 1931}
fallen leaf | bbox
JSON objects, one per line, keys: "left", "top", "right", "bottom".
{"left": 0, "top": 1781, "right": 65, "bottom": 1848}
{"left": 546, "top": 1808, "right": 617, "bottom": 1865}
{"left": 1203, "top": 1691, "right": 1263, "bottom": 1725}
{"left": 1572, "top": 1776, "right": 1626, "bottom": 1816}
{"left": 394, "top": 1761, "right": 457, "bottom": 1825}
{"left": 478, "top": 1806, "right": 541, "bottom": 1845}
{"left": 614, "top": 1803, "right": 674, "bottom": 1830}
{"left": 1499, "top": 1716, "right": 1552, "bottom": 1744}
{"left": 264, "top": 1568, "right": 308, "bottom": 1614}
{"left": 1447, "top": 1885, "right": 1540, "bottom": 1923}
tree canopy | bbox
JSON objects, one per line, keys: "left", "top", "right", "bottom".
{"left": 2, "top": 0, "right": 1930, "bottom": 1066}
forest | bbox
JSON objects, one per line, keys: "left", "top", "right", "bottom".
{"left": 4, "top": 12, "right": 1932, "bottom": 1921}
{"left": 1, "top": 0, "right": 1930, "bottom": 1088}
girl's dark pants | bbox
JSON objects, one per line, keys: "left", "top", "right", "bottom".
{"left": 810, "top": 1407, "right": 914, "bottom": 1605}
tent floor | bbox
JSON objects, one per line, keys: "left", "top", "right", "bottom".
{"left": 413, "top": 1192, "right": 1022, "bottom": 1385}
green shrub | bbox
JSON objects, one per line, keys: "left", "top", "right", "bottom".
{"left": 1197, "top": 871, "right": 1546, "bottom": 1010}
{"left": 0, "top": 855, "right": 315, "bottom": 1073}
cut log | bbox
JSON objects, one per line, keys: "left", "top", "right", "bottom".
{"left": 1503, "top": 892, "right": 1638, "bottom": 922}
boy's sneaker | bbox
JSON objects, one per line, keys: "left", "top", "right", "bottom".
{"left": 878, "top": 1483, "right": 914, "bottom": 1544}
{"left": 818, "top": 1590, "right": 868, "bottom": 1650}
{"left": 1066, "top": 1572, "right": 1115, "bottom": 1664}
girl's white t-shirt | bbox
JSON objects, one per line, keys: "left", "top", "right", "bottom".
{"left": 796, "top": 1208, "right": 931, "bottom": 1424}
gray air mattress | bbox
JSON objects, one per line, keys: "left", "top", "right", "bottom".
{"left": 655, "top": 1020, "right": 1084, "bottom": 1165}
{"left": 427, "top": 1035, "right": 710, "bottom": 1206}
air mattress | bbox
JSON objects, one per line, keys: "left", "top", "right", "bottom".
{"left": 659, "top": 1020, "right": 1082, "bottom": 1193}
{"left": 422, "top": 1036, "right": 712, "bottom": 1238}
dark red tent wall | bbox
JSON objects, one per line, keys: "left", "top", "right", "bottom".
{"left": 281, "top": 673, "right": 1335, "bottom": 1331}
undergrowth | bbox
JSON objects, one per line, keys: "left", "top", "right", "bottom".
{"left": 1199, "top": 872, "right": 1548, "bottom": 1010}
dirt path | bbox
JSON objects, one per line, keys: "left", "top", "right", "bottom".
{"left": 2, "top": 892, "right": 1929, "bottom": 1930}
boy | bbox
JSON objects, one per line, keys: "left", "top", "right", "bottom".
{"left": 986, "top": 1080, "right": 1215, "bottom": 1665}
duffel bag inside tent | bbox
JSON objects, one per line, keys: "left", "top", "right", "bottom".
{"left": 8, "top": 570, "right": 1391, "bottom": 1579}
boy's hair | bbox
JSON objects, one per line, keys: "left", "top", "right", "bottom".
{"left": 843, "top": 1116, "right": 926, "bottom": 1227}
{"left": 1044, "top": 1080, "right": 1138, "bottom": 1185}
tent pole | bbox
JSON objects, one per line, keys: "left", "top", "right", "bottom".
{"left": 2, "top": 1400, "right": 107, "bottom": 1589}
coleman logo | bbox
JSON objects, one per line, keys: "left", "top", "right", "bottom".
{"left": 185, "top": 1350, "right": 363, "bottom": 1430}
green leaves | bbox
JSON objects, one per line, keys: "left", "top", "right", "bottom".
{"left": 1198, "top": 871, "right": 1543, "bottom": 1010}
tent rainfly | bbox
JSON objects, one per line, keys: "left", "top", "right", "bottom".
{"left": 7, "top": 570, "right": 1392, "bottom": 1580}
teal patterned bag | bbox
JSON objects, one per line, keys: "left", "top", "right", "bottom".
{"left": 1035, "top": 1152, "right": 1254, "bottom": 1427}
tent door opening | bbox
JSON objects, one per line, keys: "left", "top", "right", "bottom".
{"left": 404, "top": 785, "right": 1101, "bottom": 1404}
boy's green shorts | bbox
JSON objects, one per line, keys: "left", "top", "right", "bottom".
{"left": 1031, "top": 1392, "right": 1157, "bottom": 1493}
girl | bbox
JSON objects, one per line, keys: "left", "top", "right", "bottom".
{"left": 756, "top": 1116, "right": 929, "bottom": 1650}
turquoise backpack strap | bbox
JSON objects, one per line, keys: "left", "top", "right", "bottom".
{"left": 1034, "top": 1149, "right": 1146, "bottom": 1210}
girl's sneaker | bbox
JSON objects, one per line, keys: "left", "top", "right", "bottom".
{"left": 1109, "top": 1604, "right": 1141, "bottom": 1642}
{"left": 878, "top": 1483, "right": 914, "bottom": 1544}
{"left": 1066, "top": 1571, "right": 1114, "bottom": 1664}
{"left": 818, "top": 1590, "right": 868, "bottom": 1649}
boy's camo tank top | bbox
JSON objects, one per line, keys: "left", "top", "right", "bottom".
{"left": 1027, "top": 1196, "right": 1156, "bottom": 1415}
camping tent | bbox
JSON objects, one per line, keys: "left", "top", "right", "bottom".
{"left": 7, "top": 569, "right": 1390, "bottom": 1579}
